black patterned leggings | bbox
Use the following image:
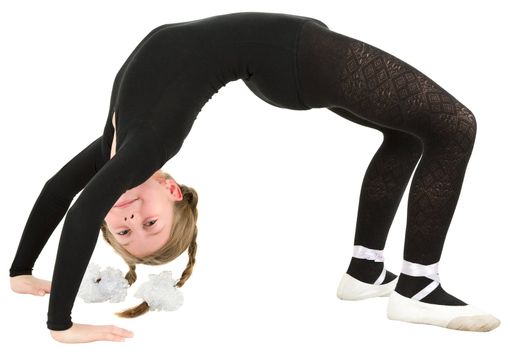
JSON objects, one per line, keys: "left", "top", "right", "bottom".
{"left": 297, "top": 21, "right": 477, "bottom": 267}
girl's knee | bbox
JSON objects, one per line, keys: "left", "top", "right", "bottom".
{"left": 454, "top": 101, "right": 477, "bottom": 141}
{"left": 425, "top": 98, "right": 477, "bottom": 153}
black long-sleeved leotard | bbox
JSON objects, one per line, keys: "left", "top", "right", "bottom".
{"left": 9, "top": 12, "right": 328, "bottom": 330}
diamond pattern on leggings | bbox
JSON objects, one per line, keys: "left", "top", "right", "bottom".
{"left": 393, "top": 72, "right": 420, "bottom": 99}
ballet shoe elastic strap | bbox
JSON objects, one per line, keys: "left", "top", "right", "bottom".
{"left": 401, "top": 260, "right": 440, "bottom": 301}
{"left": 352, "top": 245, "right": 386, "bottom": 285}
{"left": 352, "top": 245, "right": 384, "bottom": 262}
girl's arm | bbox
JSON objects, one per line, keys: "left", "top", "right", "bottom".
{"left": 46, "top": 122, "right": 168, "bottom": 331}
{"left": 9, "top": 135, "right": 108, "bottom": 277}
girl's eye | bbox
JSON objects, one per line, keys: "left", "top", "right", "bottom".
{"left": 116, "top": 219, "right": 158, "bottom": 236}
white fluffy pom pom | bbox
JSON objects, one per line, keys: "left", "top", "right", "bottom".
{"left": 134, "top": 271, "right": 184, "bottom": 311}
{"left": 78, "top": 262, "right": 129, "bottom": 303}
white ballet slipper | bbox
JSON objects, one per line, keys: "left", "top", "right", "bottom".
{"left": 336, "top": 272, "right": 398, "bottom": 300}
{"left": 387, "top": 290, "right": 501, "bottom": 332}
{"left": 337, "top": 245, "right": 397, "bottom": 300}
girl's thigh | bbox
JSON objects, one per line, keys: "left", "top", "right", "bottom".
{"left": 296, "top": 21, "right": 474, "bottom": 142}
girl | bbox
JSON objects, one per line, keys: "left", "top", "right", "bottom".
{"left": 9, "top": 11, "right": 500, "bottom": 343}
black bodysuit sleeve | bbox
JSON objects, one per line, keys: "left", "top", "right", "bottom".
{"left": 9, "top": 136, "right": 106, "bottom": 278}
{"left": 44, "top": 124, "right": 166, "bottom": 330}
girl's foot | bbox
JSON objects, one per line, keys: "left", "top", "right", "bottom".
{"left": 387, "top": 261, "right": 501, "bottom": 332}
{"left": 10, "top": 275, "right": 52, "bottom": 296}
{"left": 336, "top": 247, "right": 398, "bottom": 300}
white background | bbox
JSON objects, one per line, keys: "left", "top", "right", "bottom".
{"left": 1, "top": 0, "right": 506, "bottom": 348}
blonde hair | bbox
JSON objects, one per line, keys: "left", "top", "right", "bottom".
{"left": 100, "top": 169, "right": 198, "bottom": 318}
